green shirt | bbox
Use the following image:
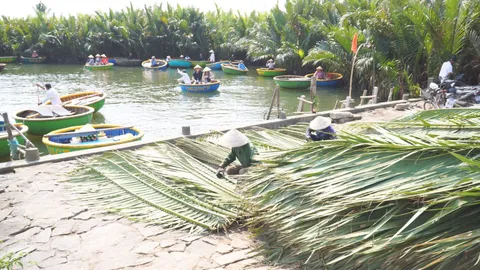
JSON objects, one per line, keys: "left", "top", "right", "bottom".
{"left": 220, "top": 143, "right": 256, "bottom": 168}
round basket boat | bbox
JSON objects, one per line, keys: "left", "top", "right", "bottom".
{"left": 45, "top": 91, "right": 107, "bottom": 112}
{"left": 305, "top": 72, "right": 343, "bottom": 87}
{"left": 256, "top": 68, "right": 287, "bottom": 77}
{"left": 273, "top": 75, "right": 312, "bottom": 89}
{"left": 206, "top": 61, "right": 230, "bottom": 70}
{"left": 179, "top": 80, "right": 221, "bottom": 93}
{"left": 21, "top": 56, "right": 47, "bottom": 64}
{"left": 142, "top": 60, "right": 168, "bottom": 70}
{"left": 0, "top": 122, "right": 28, "bottom": 158}
{"left": 221, "top": 64, "right": 248, "bottom": 75}
{"left": 43, "top": 124, "right": 144, "bottom": 155}
{"left": 0, "top": 64, "right": 5, "bottom": 72}
{"left": 84, "top": 63, "right": 114, "bottom": 70}
{"left": 13, "top": 105, "right": 94, "bottom": 135}
{"left": 0, "top": 56, "right": 17, "bottom": 63}
{"left": 168, "top": 59, "right": 193, "bottom": 69}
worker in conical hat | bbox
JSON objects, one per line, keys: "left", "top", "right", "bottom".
{"left": 217, "top": 129, "right": 257, "bottom": 176}
{"left": 202, "top": 67, "right": 214, "bottom": 83}
{"left": 86, "top": 55, "right": 94, "bottom": 65}
{"left": 306, "top": 116, "right": 336, "bottom": 141}
{"left": 314, "top": 66, "right": 326, "bottom": 80}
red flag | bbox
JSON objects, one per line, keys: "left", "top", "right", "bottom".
{"left": 351, "top": 33, "right": 358, "bottom": 54}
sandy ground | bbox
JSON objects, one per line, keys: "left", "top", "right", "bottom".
{"left": 0, "top": 105, "right": 421, "bottom": 270}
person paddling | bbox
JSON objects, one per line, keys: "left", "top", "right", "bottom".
{"left": 216, "top": 129, "right": 257, "bottom": 176}
{"left": 314, "top": 66, "right": 326, "bottom": 80}
{"left": 305, "top": 116, "right": 336, "bottom": 141}
{"left": 151, "top": 56, "right": 158, "bottom": 67}
{"left": 177, "top": 68, "right": 192, "bottom": 84}
{"left": 266, "top": 59, "right": 275, "bottom": 70}
{"left": 36, "top": 83, "right": 62, "bottom": 106}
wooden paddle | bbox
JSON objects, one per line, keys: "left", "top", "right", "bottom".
{"left": 44, "top": 126, "right": 134, "bottom": 138}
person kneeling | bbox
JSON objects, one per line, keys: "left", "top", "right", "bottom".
{"left": 306, "top": 116, "right": 336, "bottom": 141}
{"left": 217, "top": 129, "right": 257, "bottom": 176}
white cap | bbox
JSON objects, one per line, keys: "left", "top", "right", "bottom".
{"left": 203, "top": 67, "right": 211, "bottom": 72}
{"left": 219, "top": 129, "right": 249, "bottom": 148}
{"left": 194, "top": 65, "right": 202, "bottom": 69}
{"left": 309, "top": 116, "right": 331, "bottom": 130}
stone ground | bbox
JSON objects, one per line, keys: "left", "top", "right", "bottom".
{"left": 0, "top": 106, "right": 421, "bottom": 270}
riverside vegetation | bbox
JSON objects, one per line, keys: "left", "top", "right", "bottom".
{"left": 1, "top": 0, "right": 480, "bottom": 98}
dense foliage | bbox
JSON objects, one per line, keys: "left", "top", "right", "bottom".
{"left": 1, "top": 0, "right": 480, "bottom": 96}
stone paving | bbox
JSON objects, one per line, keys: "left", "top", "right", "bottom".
{"left": 0, "top": 161, "right": 286, "bottom": 270}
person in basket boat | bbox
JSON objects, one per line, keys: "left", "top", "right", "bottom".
{"left": 266, "top": 59, "right": 275, "bottom": 70}
{"left": 36, "top": 83, "right": 62, "bottom": 106}
{"left": 203, "top": 67, "right": 214, "bottom": 83}
{"left": 314, "top": 66, "right": 326, "bottom": 80}
{"left": 199, "top": 53, "right": 204, "bottom": 61}
{"left": 238, "top": 60, "right": 247, "bottom": 70}
{"left": 31, "top": 50, "right": 39, "bottom": 58}
{"left": 94, "top": 54, "right": 101, "bottom": 65}
{"left": 185, "top": 55, "right": 191, "bottom": 60}
{"left": 192, "top": 65, "right": 203, "bottom": 84}
{"left": 150, "top": 56, "right": 158, "bottom": 67}
{"left": 86, "top": 55, "right": 94, "bottom": 65}
{"left": 177, "top": 69, "right": 192, "bottom": 84}
{"left": 165, "top": 55, "right": 171, "bottom": 62}
{"left": 179, "top": 55, "right": 185, "bottom": 60}
{"left": 216, "top": 129, "right": 257, "bottom": 176}
{"left": 100, "top": 54, "right": 109, "bottom": 65}
{"left": 209, "top": 50, "right": 215, "bottom": 62}
{"left": 306, "top": 116, "right": 336, "bottom": 141}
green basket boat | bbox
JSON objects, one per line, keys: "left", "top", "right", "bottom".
{"left": 256, "top": 68, "right": 287, "bottom": 77}
{"left": 0, "top": 56, "right": 17, "bottom": 63}
{"left": 21, "top": 56, "right": 47, "bottom": 64}
{"left": 13, "top": 105, "right": 94, "bottom": 135}
{"left": 221, "top": 64, "right": 249, "bottom": 75}
{"left": 84, "top": 63, "right": 114, "bottom": 70}
{"left": 45, "top": 91, "right": 106, "bottom": 112}
{"left": 273, "top": 75, "right": 312, "bottom": 89}
{"left": 0, "top": 123, "right": 28, "bottom": 158}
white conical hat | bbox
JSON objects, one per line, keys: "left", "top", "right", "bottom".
{"left": 180, "top": 55, "right": 184, "bottom": 58}
{"left": 203, "top": 67, "right": 211, "bottom": 72}
{"left": 95, "top": 54, "right": 100, "bottom": 57}
{"left": 151, "top": 56, "right": 156, "bottom": 59}
{"left": 209, "top": 50, "right": 214, "bottom": 53}
{"left": 316, "top": 66, "right": 323, "bottom": 70}
{"left": 88, "top": 55, "right": 94, "bottom": 58}
{"left": 219, "top": 129, "right": 249, "bottom": 148}
{"left": 101, "top": 54, "right": 106, "bottom": 57}
{"left": 194, "top": 65, "right": 202, "bottom": 69}
{"left": 309, "top": 116, "right": 331, "bottom": 130}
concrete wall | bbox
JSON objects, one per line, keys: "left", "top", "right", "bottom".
{"left": 0, "top": 99, "right": 421, "bottom": 173}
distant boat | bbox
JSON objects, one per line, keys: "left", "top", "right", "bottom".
{"left": 179, "top": 80, "right": 221, "bottom": 93}
{"left": 168, "top": 59, "right": 193, "bottom": 69}
{"left": 221, "top": 64, "right": 248, "bottom": 75}
{"left": 0, "top": 122, "right": 28, "bottom": 158}
{"left": 84, "top": 63, "right": 114, "bottom": 70}
{"left": 45, "top": 91, "right": 107, "bottom": 112}
{"left": 21, "top": 56, "right": 47, "bottom": 64}
{"left": 0, "top": 64, "right": 5, "bottom": 72}
{"left": 305, "top": 73, "right": 343, "bottom": 87}
{"left": 142, "top": 60, "right": 168, "bottom": 70}
{"left": 273, "top": 75, "right": 311, "bottom": 89}
{"left": 13, "top": 105, "right": 94, "bottom": 135}
{"left": 0, "top": 56, "right": 17, "bottom": 63}
{"left": 256, "top": 68, "right": 287, "bottom": 77}
{"left": 206, "top": 61, "right": 230, "bottom": 70}
{"left": 43, "top": 124, "right": 144, "bottom": 155}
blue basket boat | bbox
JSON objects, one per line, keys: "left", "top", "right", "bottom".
{"left": 305, "top": 73, "right": 343, "bottom": 87}
{"left": 206, "top": 61, "right": 230, "bottom": 70}
{"left": 179, "top": 80, "right": 220, "bottom": 93}
{"left": 168, "top": 59, "right": 193, "bottom": 69}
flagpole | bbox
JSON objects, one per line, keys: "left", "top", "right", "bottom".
{"left": 348, "top": 43, "right": 365, "bottom": 107}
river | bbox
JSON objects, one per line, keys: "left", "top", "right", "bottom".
{"left": 1, "top": 64, "right": 349, "bottom": 154}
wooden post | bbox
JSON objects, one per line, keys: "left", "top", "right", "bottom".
{"left": 266, "top": 86, "right": 279, "bottom": 120}
{"left": 359, "top": 90, "right": 367, "bottom": 106}
{"left": 297, "top": 95, "right": 306, "bottom": 112}
{"left": 372, "top": 86, "right": 379, "bottom": 104}
{"left": 387, "top": 87, "right": 393, "bottom": 102}
{"left": 310, "top": 76, "right": 316, "bottom": 112}
{"left": 276, "top": 85, "right": 280, "bottom": 119}
{"left": 333, "top": 99, "right": 339, "bottom": 110}
{"left": 1, "top": 113, "right": 13, "bottom": 140}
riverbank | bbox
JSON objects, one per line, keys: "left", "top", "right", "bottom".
{"left": 0, "top": 105, "right": 421, "bottom": 270}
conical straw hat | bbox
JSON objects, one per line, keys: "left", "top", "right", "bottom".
{"left": 316, "top": 66, "right": 323, "bottom": 70}
{"left": 194, "top": 65, "right": 202, "bottom": 69}
{"left": 219, "top": 129, "right": 249, "bottom": 148}
{"left": 88, "top": 55, "right": 94, "bottom": 58}
{"left": 203, "top": 67, "right": 211, "bottom": 71}
{"left": 309, "top": 116, "right": 331, "bottom": 130}
{"left": 95, "top": 54, "right": 100, "bottom": 57}
{"left": 101, "top": 54, "right": 106, "bottom": 57}
{"left": 209, "top": 50, "right": 214, "bottom": 53}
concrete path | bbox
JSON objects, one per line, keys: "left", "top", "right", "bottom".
{"left": 0, "top": 162, "right": 284, "bottom": 270}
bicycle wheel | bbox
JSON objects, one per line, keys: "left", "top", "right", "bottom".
{"left": 423, "top": 101, "right": 436, "bottom": 110}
